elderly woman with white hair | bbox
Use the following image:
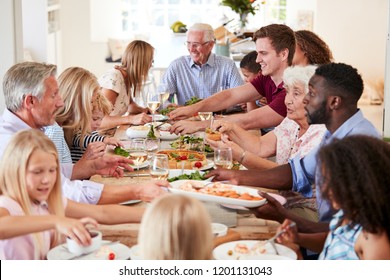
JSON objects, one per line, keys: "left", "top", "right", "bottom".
{"left": 208, "top": 65, "right": 326, "bottom": 222}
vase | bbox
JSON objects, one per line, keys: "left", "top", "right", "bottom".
{"left": 239, "top": 12, "right": 249, "bottom": 30}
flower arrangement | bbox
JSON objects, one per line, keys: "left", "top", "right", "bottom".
{"left": 221, "top": 0, "right": 264, "bottom": 28}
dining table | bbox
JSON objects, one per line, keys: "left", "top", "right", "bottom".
{"left": 90, "top": 122, "right": 301, "bottom": 258}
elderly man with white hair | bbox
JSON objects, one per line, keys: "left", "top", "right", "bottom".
{"left": 161, "top": 23, "right": 244, "bottom": 106}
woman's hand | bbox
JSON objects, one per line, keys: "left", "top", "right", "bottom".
{"left": 127, "top": 112, "right": 152, "bottom": 125}
{"left": 55, "top": 216, "right": 98, "bottom": 246}
{"left": 206, "top": 137, "right": 243, "bottom": 161}
{"left": 103, "top": 137, "right": 122, "bottom": 147}
{"left": 134, "top": 180, "right": 169, "bottom": 202}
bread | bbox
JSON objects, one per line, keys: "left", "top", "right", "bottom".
{"left": 205, "top": 128, "right": 221, "bottom": 141}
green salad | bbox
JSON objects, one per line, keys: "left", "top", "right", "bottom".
{"left": 170, "top": 135, "right": 213, "bottom": 153}
{"left": 184, "top": 96, "right": 203, "bottom": 106}
{"left": 167, "top": 170, "right": 207, "bottom": 182}
{"left": 114, "top": 146, "right": 129, "bottom": 157}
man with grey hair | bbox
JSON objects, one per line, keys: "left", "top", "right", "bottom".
{"left": 0, "top": 62, "right": 167, "bottom": 205}
{"left": 161, "top": 23, "right": 243, "bottom": 105}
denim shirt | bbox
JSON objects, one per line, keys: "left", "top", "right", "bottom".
{"left": 288, "top": 109, "right": 380, "bottom": 221}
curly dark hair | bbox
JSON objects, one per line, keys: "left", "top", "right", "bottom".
{"left": 318, "top": 135, "right": 390, "bottom": 240}
{"left": 295, "top": 30, "right": 333, "bottom": 65}
{"left": 240, "top": 51, "right": 261, "bottom": 74}
{"left": 253, "top": 24, "right": 296, "bottom": 66}
{"left": 315, "top": 62, "right": 364, "bottom": 103}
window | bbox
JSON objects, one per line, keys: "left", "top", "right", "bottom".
{"left": 90, "top": 0, "right": 287, "bottom": 42}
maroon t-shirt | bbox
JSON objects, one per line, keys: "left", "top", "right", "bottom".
{"left": 250, "top": 74, "right": 287, "bottom": 118}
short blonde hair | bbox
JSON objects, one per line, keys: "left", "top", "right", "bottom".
{"left": 0, "top": 129, "right": 64, "bottom": 259}
{"left": 138, "top": 194, "right": 213, "bottom": 260}
{"left": 55, "top": 67, "right": 99, "bottom": 146}
{"left": 92, "top": 92, "right": 113, "bottom": 115}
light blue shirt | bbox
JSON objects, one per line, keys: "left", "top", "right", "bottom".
{"left": 288, "top": 109, "right": 380, "bottom": 221}
{"left": 0, "top": 109, "right": 103, "bottom": 204}
{"left": 44, "top": 123, "right": 73, "bottom": 164}
{"left": 162, "top": 53, "right": 244, "bottom": 105}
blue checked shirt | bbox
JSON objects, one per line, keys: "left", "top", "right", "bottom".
{"left": 288, "top": 109, "right": 380, "bottom": 222}
{"left": 319, "top": 210, "right": 362, "bottom": 259}
{"left": 162, "top": 53, "right": 244, "bottom": 105}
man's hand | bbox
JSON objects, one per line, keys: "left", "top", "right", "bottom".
{"left": 169, "top": 105, "right": 196, "bottom": 120}
{"left": 92, "top": 154, "right": 134, "bottom": 178}
{"left": 204, "top": 168, "right": 240, "bottom": 185}
{"left": 82, "top": 142, "right": 107, "bottom": 160}
{"left": 249, "top": 191, "right": 287, "bottom": 223}
{"left": 134, "top": 180, "right": 169, "bottom": 202}
{"left": 128, "top": 112, "right": 152, "bottom": 125}
{"left": 169, "top": 120, "right": 207, "bottom": 135}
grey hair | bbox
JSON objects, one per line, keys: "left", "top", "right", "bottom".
{"left": 3, "top": 62, "right": 57, "bottom": 112}
{"left": 188, "top": 23, "right": 215, "bottom": 42}
{"left": 283, "top": 65, "right": 317, "bottom": 94}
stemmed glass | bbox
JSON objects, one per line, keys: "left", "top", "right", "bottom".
{"left": 149, "top": 154, "right": 170, "bottom": 180}
{"left": 127, "top": 138, "right": 147, "bottom": 182}
{"left": 147, "top": 90, "right": 162, "bottom": 125}
{"left": 145, "top": 138, "right": 160, "bottom": 159}
{"left": 214, "top": 147, "right": 233, "bottom": 170}
{"left": 158, "top": 83, "right": 170, "bottom": 108}
{"left": 198, "top": 112, "right": 214, "bottom": 154}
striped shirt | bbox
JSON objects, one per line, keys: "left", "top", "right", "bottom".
{"left": 162, "top": 53, "right": 244, "bottom": 105}
{"left": 319, "top": 210, "right": 361, "bottom": 260}
{"left": 44, "top": 123, "right": 72, "bottom": 164}
{"left": 70, "top": 131, "right": 106, "bottom": 163}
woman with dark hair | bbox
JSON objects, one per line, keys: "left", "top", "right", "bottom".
{"left": 293, "top": 30, "right": 333, "bottom": 66}
{"left": 277, "top": 135, "right": 390, "bottom": 259}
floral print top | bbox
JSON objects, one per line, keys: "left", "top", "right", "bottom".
{"left": 273, "top": 117, "right": 327, "bottom": 212}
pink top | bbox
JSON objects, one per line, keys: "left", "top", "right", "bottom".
{"left": 0, "top": 196, "right": 67, "bottom": 260}
{"left": 273, "top": 117, "right": 326, "bottom": 164}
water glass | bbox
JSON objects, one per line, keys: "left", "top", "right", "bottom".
{"left": 149, "top": 154, "right": 169, "bottom": 180}
{"left": 214, "top": 147, "right": 233, "bottom": 169}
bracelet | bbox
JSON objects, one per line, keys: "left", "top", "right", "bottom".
{"left": 239, "top": 150, "right": 246, "bottom": 165}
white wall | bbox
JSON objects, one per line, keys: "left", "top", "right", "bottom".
{"left": 316, "top": 0, "right": 388, "bottom": 82}
{"left": 0, "top": 0, "right": 24, "bottom": 113}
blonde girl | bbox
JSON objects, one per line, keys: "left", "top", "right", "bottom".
{"left": 138, "top": 194, "right": 213, "bottom": 260}
{"left": 99, "top": 40, "right": 155, "bottom": 134}
{"left": 0, "top": 130, "right": 144, "bottom": 260}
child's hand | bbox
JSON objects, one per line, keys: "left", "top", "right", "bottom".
{"left": 56, "top": 216, "right": 98, "bottom": 246}
{"left": 103, "top": 137, "right": 122, "bottom": 147}
{"left": 276, "top": 219, "right": 299, "bottom": 244}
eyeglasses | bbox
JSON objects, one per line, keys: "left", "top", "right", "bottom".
{"left": 184, "top": 41, "right": 212, "bottom": 49}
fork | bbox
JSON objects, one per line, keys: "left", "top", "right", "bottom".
{"left": 250, "top": 221, "right": 296, "bottom": 255}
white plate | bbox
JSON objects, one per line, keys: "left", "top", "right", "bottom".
{"left": 153, "top": 114, "right": 168, "bottom": 121}
{"left": 130, "top": 160, "right": 150, "bottom": 169}
{"left": 159, "top": 130, "right": 179, "bottom": 140}
{"left": 198, "top": 159, "right": 214, "bottom": 171}
{"left": 119, "top": 199, "right": 142, "bottom": 205}
{"left": 221, "top": 193, "right": 287, "bottom": 210}
{"left": 168, "top": 180, "right": 267, "bottom": 208}
{"left": 126, "top": 126, "right": 149, "bottom": 138}
{"left": 129, "top": 244, "right": 142, "bottom": 260}
{"left": 213, "top": 240, "right": 297, "bottom": 260}
{"left": 47, "top": 241, "right": 131, "bottom": 260}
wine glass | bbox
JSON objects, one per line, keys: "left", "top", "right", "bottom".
{"left": 214, "top": 147, "right": 233, "bottom": 169}
{"left": 127, "top": 138, "right": 147, "bottom": 182}
{"left": 147, "top": 90, "right": 162, "bottom": 125}
{"left": 149, "top": 154, "right": 170, "bottom": 180}
{"left": 158, "top": 83, "right": 170, "bottom": 108}
{"left": 145, "top": 138, "right": 160, "bottom": 159}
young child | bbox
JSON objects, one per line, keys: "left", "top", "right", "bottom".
{"left": 239, "top": 50, "right": 265, "bottom": 112}
{"left": 70, "top": 92, "right": 121, "bottom": 162}
{"left": 0, "top": 130, "right": 145, "bottom": 260}
{"left": 138, "top": 194, "right": 214, "bottom": 260}
{"left": 276, "top": 135, "right": 390, "bottom": 259}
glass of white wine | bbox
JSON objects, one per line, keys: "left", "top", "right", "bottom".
{"left": 147, "top": 90, "right": 161, "bottom": 125}
{"left": 149, "top": 154, "right": 170, "bottom": 180}
{"left": 145, "top": 138, "right": 160, "bottom": 159}
{"left": 127, "top": 138, "right": 147, "bottom": 182}
{"left": 198, "top": 111, "right": 213, "bottom": 121}
{"left": 158, "top": 83, "right": 170, "bottom": 107}
{"left": 214, "top": 147, "right": 233, "bottom": 170}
